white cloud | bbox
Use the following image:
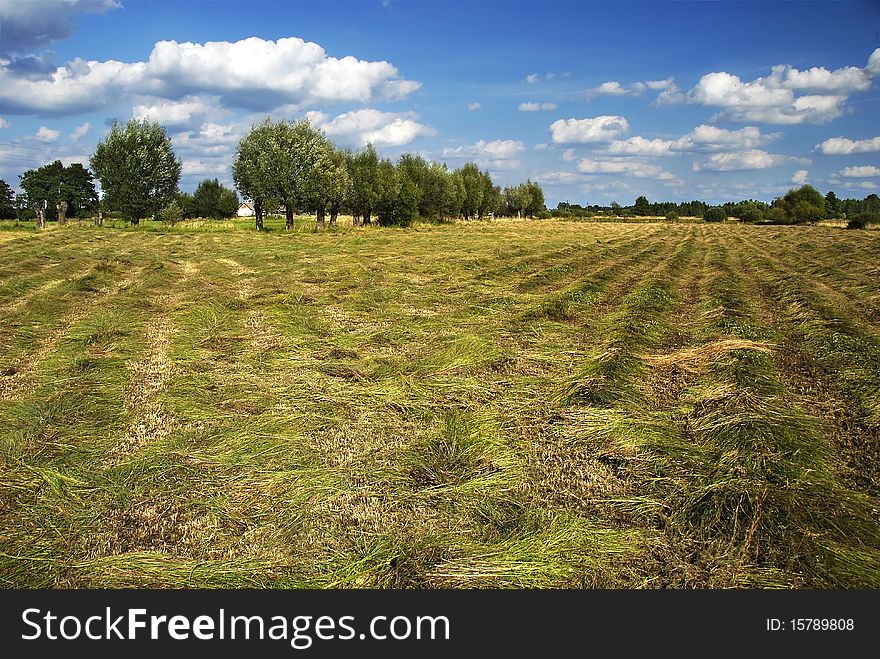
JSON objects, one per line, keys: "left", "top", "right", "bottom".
{"left": 309, "top": 108, "right": 435, "bottom": 148}
{"left": 0, "top": 36, "right": 421, "bottom": 115}
{"left": 693, "top": 149, "right": 809, "bottom": 172}
{"left": 588, "top": 78, "right": 676, "bottom": 99}
{"left": 0, "top": 0, "right": 120, "bottom": 56}
{"left": 35, "top": 126, "right": 60, "bottom": 143}
{"left": 562, "top": 148, "right": 576, "bottom": 162}
{"left": 791, "top": 169, "right": 808, "bottom": 184}
{"left": 526, "top": 73, "right": 540, "bottom": 84}
{"left": 181, "top": 160, "right": 228, "bottom": 176}
{"left": 519, "top": 102, "right": 557, "bottom": 111}
{"left": 132, "top": 96, "right": 214, "bottom": 127}
{"left": 0, "top": 117, "right": 8, "bottom": 129}
{"left": 595, "top": 81, "right": 628, "bottom": 95}
{"left": 550, "top": 115, "right": 629, "bottom": 143}
{"left": 468, "top": 102, "right": 481, "bottom": 111}
{"left": 606, "top": 124, "right": 776, "bottom": 156}
{"left": 534, "top": 171, "right": 586, "bottom": 184}
{"left": 769, "top": 63, "right": 871, "bottom": 93}
{"left": 69, "top": 121, "right": 91, "bottom": 142}
{"left": 816, "top": 135, "right": 880, "bottom": 155}
{"left": 839, "top": 165, "right": 880, "bottom": 178}
{"left": 576, "top": 157, "right": 681, "bottom": 183}
{"left": 844, "top": 181, "right": 878, "bottom": 190}
{"left": 533, "top": 143, "right": 549, "bottom": 150}
{"left": 683, "top": 56, "right": 871, "bottom": 124}
{"left": 867, "top": 48, "right": 880, "bottom": 76}
{"left": 443, "top": 139, "right": 524, "bottom": 160}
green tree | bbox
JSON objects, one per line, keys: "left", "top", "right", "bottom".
{"left": 192, "top": 178, "right": 239, "bottom": 219}
{"left": 776, "top": 185, "right": 825, "bottom": 224}
{"left": 458, "top": 163, "right": 484, "bottom": 220}
{"left": 374, "top": 158, "right": 399, "bottom": 226}
{"left": 525, "top": 180, "right": 545, "bottom": 217}
{"left": 0, "top": 179, "right": 15, "bottom": 219}
{"left": 310, "top": 145, "right": 349, "bottom": 229}
{"left": 19, "top": 160, "right": 98, "bottom": 221}
{"left": 350, "top": 144, "right": 379, "bottom": 225}
{"left": 633, "top": 195, "right": 650, "bottom": 216}
{"left": 824, "top": 191, "right": 840, "bottom": 218}
{"left": 233, "top": 119, "right": 276, "bottom": 230}
{"left": 703, "top": 206, "right": 727, "bottom": 223}
{"left": 90, "top": 119, "right": 181, "bottom": 225}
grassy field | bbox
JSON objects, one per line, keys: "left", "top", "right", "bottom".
{"left": 1, "top": 218, "right": 879, "bottom": 588}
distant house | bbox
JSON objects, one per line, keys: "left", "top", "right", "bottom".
{"left": 237, "top": 202, "right": 254, "bottom": 217}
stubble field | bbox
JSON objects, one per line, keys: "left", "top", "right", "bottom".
{"left": 1, "top": 218, "right": 879, "bottom": 588}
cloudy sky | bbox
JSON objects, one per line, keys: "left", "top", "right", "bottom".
{"left": 1, "top": 0, "right": 879, "bottom": 206}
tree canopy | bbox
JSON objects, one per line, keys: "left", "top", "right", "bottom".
{"left": 18, "top": 160, "right": 98, "bottom": 221}
{"left": 90, "top": 119, "right": 181, "bottom": 224}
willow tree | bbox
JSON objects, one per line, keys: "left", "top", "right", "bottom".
{"left": 90, "top": 119, "right": 180, "bottom": 225}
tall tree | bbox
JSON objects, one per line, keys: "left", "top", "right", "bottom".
{"left": 525, "top": 180, "right": 545, "bottom": 217}
{"left": 458, "top": 163, "right": 484, "bottom": 220}
{"left": 374, "top": 158, "right": 399, "bottom": 226}
{"left": 90, "top": 119, "right": 181, "bottom": 225}
{"left": 633, "top": 195, "right": 650, "bottom": 216}
{"left": 233, "top": 119, "right": 276, "bottom": 231}
{"left": 19, "top": 160, "right": 98, "bottom": 221}
{"left": 310, "top": 145, "right": 349, "bottom": 229}
{"left": 775, "top": 185, "right": 825, "bottom": 224}
{"left": 350, "top": 144, "right": 379, "bottom": 225}
{"left": 0, "top": 179, "right": 15, "bottom": 220}
{"left": 824, "top": 191, "right": 840, "bottom": 218}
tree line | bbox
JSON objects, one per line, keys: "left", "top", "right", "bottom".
{"left": 552, "top": 187, "right": 880, "bottom": 226}
{"left": 0, "top": 118, "right": 546, "bottom": 229}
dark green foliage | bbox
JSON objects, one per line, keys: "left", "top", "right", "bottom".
{"left": 18, "top": 161, "right": 98, "bottom": 220}
{"left": 0, "top": 179, "right": 15, "bottom": 219}
{"left": 90, "top": 119, "right": 181, "bottom": 225}
{"left": 633, "top": 195, "right": 650, "bottom": 216}
{"left": 774, "top": 185, "right": 826, "bottom": 224}
{"left": 192, "top": 178, "right": 239, "bottom": 219}
{"left": 703, "top": 207, "right": 727, "bottom": 223}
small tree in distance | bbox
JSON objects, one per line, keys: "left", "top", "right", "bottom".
{"left": 703, "top": 207, "right": 727, "bottom": 223}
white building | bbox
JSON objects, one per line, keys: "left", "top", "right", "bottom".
{"left": 237, "top": 202, "right": 254, "bottom": 217}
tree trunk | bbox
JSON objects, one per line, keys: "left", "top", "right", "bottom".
{"left": 94, "top": 210, "right": 102, "bottom": 226}
{"left": 363, "top": 210, "right": 371, "bottom": 225}
{"left": 285, "top": 206, "right": 294, "bottom": 230}
{"left": 316, "top": 206, "right": 326, "bottom": 230}
{"left": 255, "top": 200, "right": 263, "bottom": 231}
{"left": 131, "top": 217, "right": 140, "bottom": 226}
{"left": 329, "top": 208, "right": 338, "bottom": 226}
{"left": 352, "top": 211, "right": 360, "bottom": 226}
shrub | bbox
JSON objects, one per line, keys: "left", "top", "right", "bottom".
{"left": 703, "top": 207, "right": 727, "bottom": 223}
{"left": 665, "top": 211, "right": 679, "bottom": 222}
{"left": 847, "top": 212, "right": 879, "bottom": 230}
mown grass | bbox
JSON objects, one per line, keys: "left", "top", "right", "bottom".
{"left": 1, "top": 219, "right": 878, "bottom": 588}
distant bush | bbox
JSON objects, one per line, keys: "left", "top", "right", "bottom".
{"left": 535, "top": 210, "right": 552, "bottom": 219}
{"left": 703, "top": 207, "right": 727, "bottom": 223}
{"left": 766, "top": 207, "right": 789, "bottom": 224}
{"left": 665, "top": 211, "right": 679, "bottom": 222}
{"left": 738, "top": 207, "right": 764, "bottom": 223}
{"left": 846, "top": 212, "right": 880, "bottom": 230}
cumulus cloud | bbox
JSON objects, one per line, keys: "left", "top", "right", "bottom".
{"left": 576, "top": 157, "right": 681, "bottom": 183}
{"left": 680, "top": 50, "right": 880, "bottom": 124}
{"left": 534, "top": 171, "right": 586, "bottom": 185}
{"left": 550, "top": 116, "right": 629, "bottom": 143}
{"left": 0, "top": 0, "right": 120, "bottom": 56}
{"left": 868, "top": 48, "right": 880, "bottom": 76}
{"left": 0, "top": 117, "right": 8, "bottom": 129}
{"left": 606, "top": 124, "right": 777, "bottom": 156}
{"left": 468, "top": 102, "right": 481, "bottom": 111}
{"left": 791, "top": 169, "right": 808, "bottom": 184}
{"left": 518, "top": 102, "right": 557, "bottom": 111}
{"left": 839, "top": 165, "right": 880, "bottom": 178}
{"left": 132, "top": 96, "right": 215, "bottom": 128}
{"left": 0, "top": 36, "right": 421, "bottom": 115}
{"left": 35, "top": 126, "right": 60, "bottom": 143}
{"left": 816, "top": 135, "right": 880, "bottom": 155}
{"left": 525, "top": 73, "right": 540, "bottom": 84}
{"left": 443, "top": 139, "right": 524, "bottom": 159}
{"left": 588, "top": 78, "right": 677, "bottom": 100}
{"left": 307, "top": 108, "right": 434, "bottom": 147}
{"left": 69, "top": 121, "right": 91, "bottom": 142}
{"left": 562, "top": 148, "right": 576, "bottom": 162}
{"left": 692, "top": 149, "right": 809, "bottom": 171}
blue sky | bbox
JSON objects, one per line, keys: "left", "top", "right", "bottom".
{"left": 1, "top": 0, "right": 879, "bottom": 206}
